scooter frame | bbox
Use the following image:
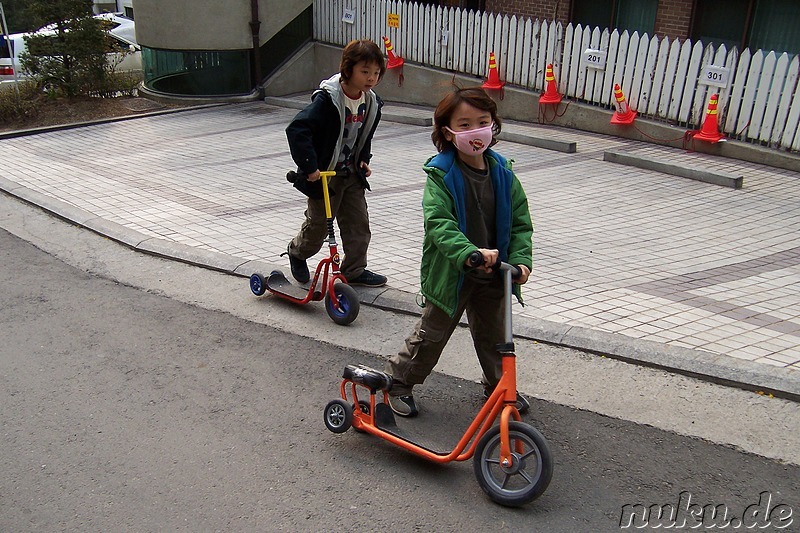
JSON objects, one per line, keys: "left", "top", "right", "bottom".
{"left": 249, "top": 170, "right": 360, "bottom": 325}
{"left": 324, "top": 260, "right": 553, "bottom": 506}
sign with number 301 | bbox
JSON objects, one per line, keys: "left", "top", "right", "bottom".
{"left": 700, "top": 65, "right": 730, "bottom": 88}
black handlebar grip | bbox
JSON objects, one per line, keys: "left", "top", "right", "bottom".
{"left": 468, "top": 251, "right": 484, "bottom": 267}
{"left": 469, "top": 251, "right": 523, "bottom": 279}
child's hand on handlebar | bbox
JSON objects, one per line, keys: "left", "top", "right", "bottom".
{"left": 307, "top": 169, "right": 321, "bottom": 182}
{"left": 466, "top": 248, "right": 499, "bottom": 273}
{"left": 514, "top": 264, "right": 531, "bottom": 284}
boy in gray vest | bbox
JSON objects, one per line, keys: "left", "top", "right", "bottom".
{"left": 284, "top": 39, "right": 387, "bottom": 287}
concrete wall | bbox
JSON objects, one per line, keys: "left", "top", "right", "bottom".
{"left": 259, "top": 0, "right": 312, "bottom": 43}
{"left": 132, "top": 0, "right": 310, "bottom": 50}
{"left": 93, "top": 2, "right": 118, "bottom": 14}
{"left": 265, "top": 42, "right": 800, "bottom": 173}
{"left": 264, "top": 42, "right": 486, "bottom": 107}
{"left": 261, "top": 42, "right": 323, "bottom": 96}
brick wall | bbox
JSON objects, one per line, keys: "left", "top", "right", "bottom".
{"left": 485, "top": 0, "right": 570, "bottom": 24}
{"left": 653, "top": 0, "right": 693, "bottom": 40}
{"left": 480, "top": 0, "right": 693, "bottom": 40}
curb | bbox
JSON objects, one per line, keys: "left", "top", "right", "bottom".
{"left": 497, "top": 131, "right": 577, "bottom": 153}
{"left": 2, "top": 175, "right": 798, "bottom": 402}
{"left": 264, "top": 95, "right": 433, "bottom": 127}
{"left": 265, "top": 95, "right": 580, "bottom": 152}
{"left": 603, "top": 149, "right": 744, "bottom": 189}
{"left": 0, "top": 103, "right": 226, "bottom": 140}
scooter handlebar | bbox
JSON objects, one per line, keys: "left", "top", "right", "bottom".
{"left": 286, "top": 170, "right": 348, "bottom": 183}
{"left": 467, "top": 250, "right": 484, "bottom": 268}
{"left": 467, "top": 250, "right": 522, "bottom": 279}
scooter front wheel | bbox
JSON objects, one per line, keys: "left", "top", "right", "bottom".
{"left": 324, "top": 399, "right": 353, "bottom": 433}
{"left": 325, "top": 283, "right": 360, "bottom": 325}
{"left": 249, "top": 273, "right": 267, "bottom": 296}
{"left": 473, "top": 421, "right": 553, "bottom": 507}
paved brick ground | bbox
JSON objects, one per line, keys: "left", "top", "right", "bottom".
{"left": 1, "top": 99, "right": 799, "bottom": 377}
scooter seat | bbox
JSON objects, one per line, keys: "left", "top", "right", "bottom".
{"left": 343, "top": 364, "right": 393, "bottom": 391}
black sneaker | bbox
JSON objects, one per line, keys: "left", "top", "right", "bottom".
{"left": 347, "top": 270, "right": 387, "bottom": 287}
{"left": 388, "top": 394, "right": 419, "bottom": 417}
{"left": 484, "top": 387, "right": 530, "bottom": 414}
{"left": 282, "top": 244, "right": 309, "bottom": 283}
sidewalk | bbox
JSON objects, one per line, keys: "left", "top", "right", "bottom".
{"left": 1, "top": 98, "right": 798, "bottom": 399}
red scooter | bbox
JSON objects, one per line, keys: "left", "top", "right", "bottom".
{"left": 323, "top": 255, "right": 553, "bottom": 506}
{"left": 250, "top": 170, "right": 360, "bottom": 325}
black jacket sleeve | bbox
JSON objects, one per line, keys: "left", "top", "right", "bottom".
{"left": 285, "top": 92, "right": 340, "bottom": 175}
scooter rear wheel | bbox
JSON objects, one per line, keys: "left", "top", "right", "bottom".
{"left": 325, "top": 283, "right": 360, "bottom": 325}
{"left": 249, "top": 273, "right": 267, "bottom": 296}
{"left": 473, "top": 421, "right": 553, "bottom": 507}
{"left": 324, "top": 399, "right": 353, "bottom": 433}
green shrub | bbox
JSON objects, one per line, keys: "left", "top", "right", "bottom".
{"left": 88, "top": 70, "right": 143, "bottom": 98}
{"left": 19, "top": 0, "right": 118, "bottom": 98}
{"left": 0, "top": 81, "right": 43, "bottom": 123}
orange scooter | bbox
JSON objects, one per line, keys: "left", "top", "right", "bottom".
{"left": 323, "top": 255, "right": 553, "bottom": 506}
{"left": 249, "top": 170, "right": 360, "bottom": 325}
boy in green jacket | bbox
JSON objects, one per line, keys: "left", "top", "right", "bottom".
{"left": 386, "top": 87, "right": 534, "bottom": 417}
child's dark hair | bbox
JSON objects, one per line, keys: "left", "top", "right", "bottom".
{"left": 431, "top": 87, "right": 502, "bottom": 153}
{"left": 340, "top": 39, "right": 386, "bottom": 82}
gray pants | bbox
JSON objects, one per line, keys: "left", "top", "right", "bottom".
{"left": 387, "top": 276, "right": 505, "bottom": 396}
{"left": 289, "top": 171, "right": 370, "bottom": 280}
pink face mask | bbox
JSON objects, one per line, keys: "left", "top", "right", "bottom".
{"left": 445, "top": 124, "right": 494, "bottom": 155}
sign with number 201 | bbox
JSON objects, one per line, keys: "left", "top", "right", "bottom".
{"left": 583, "top": 49, "right": 607, "bottom": 69}
{"left": 342, "top": 8, "right": 355, "bottom": 24}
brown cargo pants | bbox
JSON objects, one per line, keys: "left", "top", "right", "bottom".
{"left": 288, "top": 170, "right": 370, "bottom": 281}
{"left": 387, "top": 276, "right": 505, "bottom": 396}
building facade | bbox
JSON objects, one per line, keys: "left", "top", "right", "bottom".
{"left": 128, "top": 0, "right": 798, "bottom": 98}
{"left": 460, "top": 0, "right": 799, "bottom": 55}
{"left": 92, "top": 0, "right": 134, "bottom": 18}
{"left": 130, "top": 0, "right": 312, "bottom": 97}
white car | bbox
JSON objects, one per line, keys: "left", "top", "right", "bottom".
{"left": 1, "top": 13, "right": 140, "bottom": 85}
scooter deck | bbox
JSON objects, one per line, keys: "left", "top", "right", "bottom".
{"left": 374, "top": 403, "right": 451, "bottom": 455}
{"left": 344, "top": 364, "right": 474, "bottom": 454}
{"left": 266, "top": 271, "right": 312, "bottom": 300}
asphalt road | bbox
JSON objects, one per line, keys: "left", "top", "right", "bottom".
{"left": 2, "top": 199, "right": 798, "bottom": 530}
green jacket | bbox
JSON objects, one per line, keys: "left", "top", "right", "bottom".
{"left": 420, "top": 149, "right": 533, "bottom": 317}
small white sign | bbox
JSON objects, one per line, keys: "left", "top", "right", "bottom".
{"left": 342, "top": 8, "right": 355, "bottom": 24}
{"left": 441, "top": 30, "right": 449, "bottom": 47}
{"left": 700, "top": 65, "right": 730, "bottom": 88}
{"left": 583, "top": 48, "right": 607, "bottom": 69}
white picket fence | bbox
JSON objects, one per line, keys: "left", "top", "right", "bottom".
{"left": 313, "top": 0, "right": 800, "bottom": 152}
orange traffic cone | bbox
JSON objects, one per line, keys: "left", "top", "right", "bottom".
{"left": 692, "top": 94, "right": 725, "bottom": 143}
{"left": 482, "top": 52, "right": 505, "bottom": 91}
{"left": 382, "top": 36, "right": 404, "bottom": 70}
{"left": 539, "top": 64, "right": 562, "bottom": 105}
{"left": 610, "top": 84, "right": 637, "bottom": 125}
